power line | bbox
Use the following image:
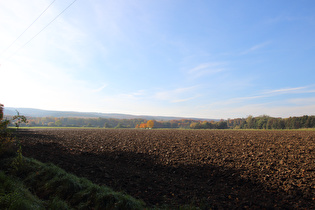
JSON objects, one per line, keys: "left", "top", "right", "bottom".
{"left": 1, "top": 0, "right": 57, "bottom": 56}
{"left": 5, "top": 0, "right": 78, "bottom": 61}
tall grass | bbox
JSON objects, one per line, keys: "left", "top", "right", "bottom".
{"left": 0, "top": 171, "right": 44, "bottom": 209}
{"left": 1, "top": 157, "right": 146, "bottom": 209}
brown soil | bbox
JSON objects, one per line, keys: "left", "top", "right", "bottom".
{"left": 19, "top": 129, "right": 315, "bottom": 209}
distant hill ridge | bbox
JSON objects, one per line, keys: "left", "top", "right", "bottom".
{"left": 4, "top": 107, "right": 218, "bottom": 121}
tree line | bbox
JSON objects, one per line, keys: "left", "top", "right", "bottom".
{"left": 226, "top": 115, "right": 315, "bottom": 129}
{"left": 3, "top": 112, "right": 315, "bottom": 130}
{"left": 187, "top": 115, "right": 315, "bottom": 129}
{"left": 6, "top": 116, "right": 144, "bottom": 129}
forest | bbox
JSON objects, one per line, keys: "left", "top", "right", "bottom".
{"left": 4, "top": 113, "right": 315, "bottom": 129}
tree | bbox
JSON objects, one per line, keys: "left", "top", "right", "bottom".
{"left": 104, "top": 122, "right": 112, "bottom": 128}
{"left": 201, "top": 121, "right": 213, "bottom": 129}
{"left": 246, "top": 115, "right": 254, "bottom": 128}
{"left": 216, "top": 121, "right": 228, "bottom": 129}
{"left": 55, "top": 120, "right": 62, "bottom": 127}
{"left": 139, "top": 123, "right": 147, "bottom": 129}
{"left": 115, "top": 123, "right": 124, "bottom": 129}
{"left": 0, "top": 104, "right": 9, "bottom": 130}
{"left": 47, "top": 122, "right": 55, "bottom": 127}
{"left": 146, "top": 120, "right": 154, "bottom": 129}
{"left": 256, "top": 115, "right": 269, "bottom": 129}
{"left": 190, "top": 122, "right": 200, "bottom": 129}
{"left": 12, "top": 111, "right": 28, "bottom": 130}
{"left": 0, "top": 104, "right": 3, "bottom": 120}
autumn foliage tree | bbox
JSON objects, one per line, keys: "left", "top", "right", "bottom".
{"left": 139, "top": 123, "right": 147, "bottom": 129}
{"left": 146, "top": 120, "right": 154, "bottom": 129}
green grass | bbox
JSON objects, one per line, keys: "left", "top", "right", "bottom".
{"left": 0, "top": 156, "right": 146, "bottom": 209}
{"left": 0, "top": 171, "right": 45, "bottom": 210}
{"left": 292, "top": 128, "right": 315, "bottom": 131}
{"left": 0, "top": 156, "right": 205, "bottom": 209}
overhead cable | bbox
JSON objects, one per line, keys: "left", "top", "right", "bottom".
{"left": 1, "top": 0, "right": 57, "bottom": 56}
{"left": 5, "top": 0, "right": 78, "bottom": 60}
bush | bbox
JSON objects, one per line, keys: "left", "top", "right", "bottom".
{"left": 0, "top": 104, "right": 27, "bottom": 168}
{"left": 0, "top": 134, "right": 16, "bottom": 158}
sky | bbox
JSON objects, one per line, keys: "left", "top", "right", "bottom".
{"left": 1, "top": 0, "right": 315, "bottom": 119}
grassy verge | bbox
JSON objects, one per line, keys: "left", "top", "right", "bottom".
{"left": 0, "top": 171, "right": 45, "bottom": 209}
{"left": 0, "top": 156, "right": 146, "bottom": 210}
{"left": 1, "top": 157, "right": 203, "bottom": 210}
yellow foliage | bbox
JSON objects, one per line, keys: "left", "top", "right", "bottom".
{"left": 146, "top": 120, "right": 154, "bottom": 129}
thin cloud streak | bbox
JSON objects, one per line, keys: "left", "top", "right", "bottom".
{"left": 91, "top": 84, "right": 108, "bottom": 93}
{"left": 154, "top": 86, "right": 199, "bottom": 102}
{"left": 188, "top": 62, "right": 226, "bottom": 79}
{"left": 208, "top": 103, "right": 315, "bottom": 119}
{"left": 119, "top": 90, "right": 147, "bottom": 100}
{"left": 264, "top": 86, "right": 307, "bottom": 94}
{"left": 171, "top": 94, "right": 201, "bottom": 103}
{"left": 208, "top": 85, "right": 315, "bottom": 107}
{"left": 189, "top": 62, "right": 224, "bottom": 73}
{"left": 240, "top": 41, "right": 271, "bottom": 55}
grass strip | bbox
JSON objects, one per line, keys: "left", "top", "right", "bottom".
{"left": 1, "top": 157, "right": 146, "bottom": 209}
{"left": 0, "top": 171, "right": 45, "bottom": 209}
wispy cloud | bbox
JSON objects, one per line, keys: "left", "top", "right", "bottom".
{"left": 188, "top": 62, "right": 226, "bottom": 79}
{"left": 171, "top": 95, "right": 201, "bottom": 103}
{"left": 208, "top": 85, "right": 315, "bottom": 107}
{"left": 119, "top": 90, "right": 147, "bottom": 99}
{"left": 91, "top": 84, "right": 108, "bottom": 93}
{"left": 240, "top": 41, "right": 271, "bottom": 55}
{"left": 154, "top": 86, "right": 200, "bottom": 103}
{"left": 264, "top": 86, "right": 307, "bottom": 94}
{"left": 208, "top": 103, "right": 315, "bottom": 119}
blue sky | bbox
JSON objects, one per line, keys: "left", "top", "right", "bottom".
{"left": 1, "top": 0, "right": 315, "bottom": 119}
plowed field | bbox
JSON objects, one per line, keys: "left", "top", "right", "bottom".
{"left": 19, "top": 129, "right": 315, "bottom": 209}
